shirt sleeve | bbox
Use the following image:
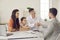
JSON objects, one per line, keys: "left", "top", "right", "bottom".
{"left": 8, "top": 19, "right": 13, "bottom": 32}
{"left": 28, "top": 23, "right": 34, "bottom": 27}
{"left": 27, "top": 17, "right": 35, "bottom": 28}
{"left": 43, "top": 22, "right": 54, "bottom": 38}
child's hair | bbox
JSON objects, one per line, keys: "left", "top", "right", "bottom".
{"left": 21, "top": 17, "right": 26, "bottom": 21}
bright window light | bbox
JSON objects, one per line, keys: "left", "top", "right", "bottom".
{"left": 40, "top": 0, "right": 49, "bottom": 20}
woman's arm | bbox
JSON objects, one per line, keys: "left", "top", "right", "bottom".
{"left": 8, "top": 19, "right": 13, "bottom": 32}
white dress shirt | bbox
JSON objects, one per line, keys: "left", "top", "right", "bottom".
{"left": 27, "top": 15, "right": 40, "bottom": 30}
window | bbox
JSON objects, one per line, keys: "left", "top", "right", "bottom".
{"left": 40, "top": 0, "right": 49, "bottom": 20}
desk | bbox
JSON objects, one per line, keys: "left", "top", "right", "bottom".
{"left": 0, "top": 31, "right": 44, "bottom": 40}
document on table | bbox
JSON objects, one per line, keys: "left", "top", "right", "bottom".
{"left": 0, "top": 31, "right": 44, "bottom": 40}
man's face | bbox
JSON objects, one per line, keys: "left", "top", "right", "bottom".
{"left": 49, "top": 12, "right": 53, "bottom": 19}
{"left": 22, "top": 19, "right": 27, "bottom": 25}
{"left": 30, "top": 10, "right": 36, "bottom": 18}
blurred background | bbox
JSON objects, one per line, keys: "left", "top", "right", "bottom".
{"left": 0, "top": 0, "right": 60, "bottom": 23}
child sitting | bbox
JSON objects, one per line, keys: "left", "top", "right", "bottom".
{"left": 20, "top": 17, "right": 30, "bottom": 31}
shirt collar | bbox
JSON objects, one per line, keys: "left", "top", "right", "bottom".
{"left": 49, "top": 18, "right": 56, "bottom": 21}
{"left": 29, "top": 15, "right": 36, "bottom": 19}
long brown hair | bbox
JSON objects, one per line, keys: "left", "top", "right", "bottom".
{"left": 11, "top": 9, "right": 20, "bottom": 30}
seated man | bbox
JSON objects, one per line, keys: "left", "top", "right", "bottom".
{"left": 20, "top": 17, "right": 30, "bottom": 31}
{"left": 27, "top": 8, "right": 40, "bottom": 30}
{"left": 42, "top": 8, "right": 60, "bottom": 40}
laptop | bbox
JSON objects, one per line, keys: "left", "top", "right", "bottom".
{"left": 0, "top": 24, "right": 7, "bottom": 36}
{"left": 0, "top": 24, "right": 13, "bottom": 36}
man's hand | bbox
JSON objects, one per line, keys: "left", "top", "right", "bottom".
{"left": 34, "top": 22, "right": 41, "bottom": 27}
{"left": 37, "top": 23, "right": 40, "bottom": 26}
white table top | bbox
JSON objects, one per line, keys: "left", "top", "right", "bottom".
{"left": 0, "top": 30, "right": 44, "bottom": 40}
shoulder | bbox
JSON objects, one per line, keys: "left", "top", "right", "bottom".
{"left": 8, "top": 18, "right": 13, "bottom": 28}
{"left": 27, "top": 16, "right": 30, "bottom": 18}
{"left": 8, "top": 18, "right": 13, "bottom": 23}
{"left": 26, "top": 16, "right": 31, "bottom": 20}
{"left": 10, "top": 18, "right": 13, "bottom": 21}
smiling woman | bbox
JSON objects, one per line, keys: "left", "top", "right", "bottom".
{"left": 8, "top": 9, "right": 20, "bottom": 32}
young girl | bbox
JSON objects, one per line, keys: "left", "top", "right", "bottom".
{"left": 20, "top": 17, "right": 30, "bottom": 31}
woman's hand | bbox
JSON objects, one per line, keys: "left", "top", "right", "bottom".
{"left": 12, "top": 29, "right": 16, "bottom": 32}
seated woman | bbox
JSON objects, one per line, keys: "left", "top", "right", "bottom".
{"left": 20, "top": 17, "right": 30, "bottom": 31}
{"left": 8, "top": 9, "right": 20, "bottom": 32}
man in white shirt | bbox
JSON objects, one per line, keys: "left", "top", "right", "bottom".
{"left": 27, "top": 8, "right": 40, "bottom": 30}
{"left": 43, "top": 8, "right": 60, "bottom": 40}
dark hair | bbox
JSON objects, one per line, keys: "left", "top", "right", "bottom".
{"left": 49, "top": 8, "right": 57, "bottom": 16}
{"left": 21, "top": 17, "right": 26, "bottom": 21}
{"left": 11, "top": 9, "right": 20, "bottom": 30}
{"left": 27, "top": 8, "right": 34, "bottom": 12}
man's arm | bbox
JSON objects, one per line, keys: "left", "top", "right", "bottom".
{"left": 43, "top": 22, "right": 54, "bottom": 38}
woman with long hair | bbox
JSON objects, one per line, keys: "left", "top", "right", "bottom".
{"left": 8, "top": 9, "right": 20, "bottom": 32}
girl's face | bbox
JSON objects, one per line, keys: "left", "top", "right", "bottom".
{"left": 22, "top": 19, "right": 27, "bottom": 25}
{"left": 15, "top": 11, "right": 19, "bottom": 18}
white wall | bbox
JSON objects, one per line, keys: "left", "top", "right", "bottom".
{"left": 51, "top": 0, "right": 60, "bottom": 22}
{"left": 0, "top": 0, "right": 40, "bottom": 23}
{"left": 56, "top": 0, "right": 60, "bottom": 22}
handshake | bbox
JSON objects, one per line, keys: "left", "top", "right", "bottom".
{"left": 34, "top": 22, "right": 41, "bottom": 27}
